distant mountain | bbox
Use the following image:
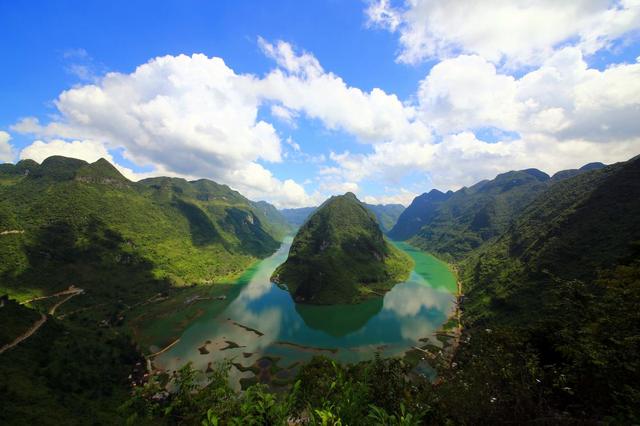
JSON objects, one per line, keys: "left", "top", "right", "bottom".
{"left": 390, "top": 169, "right": 551, "bottom": 260}
{"left": 279, "top": 206, "right": 316, "bottom": 227}
{"left": 280, "top": 203, "right": 405, "bottom": 233}
{"left": 551, "top": 161, "right": 606, "bottom": 181}
{"left": 272, "top": 193, "right": 413, "bottom": 304}
{"left": 362, "top": 203, "right": 405, "bottom": 232}
{"left": 388, "top": 189, "right": 453, "bottom": 241}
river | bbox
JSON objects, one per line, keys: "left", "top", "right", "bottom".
{"left": 154, "top": 237, "right": 457, "bottom": 387}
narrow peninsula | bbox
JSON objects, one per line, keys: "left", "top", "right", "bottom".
{"left": 271, "top": 192, "right": 413, "bottom": 304}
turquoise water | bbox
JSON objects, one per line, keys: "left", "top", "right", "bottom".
{"left": 155, "top": 237, "right": 456, "bottom": 385}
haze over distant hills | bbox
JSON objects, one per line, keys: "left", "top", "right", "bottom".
{"left": 280, "top": 203, "right": 405, "bottom": 233}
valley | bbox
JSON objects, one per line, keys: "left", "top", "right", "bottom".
{"left": 1, "top": 154, "right": 639, "bottom": 424}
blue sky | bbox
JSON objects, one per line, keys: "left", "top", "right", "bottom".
{"left": 1, "top": 1, "right": 639, "bottom": 207}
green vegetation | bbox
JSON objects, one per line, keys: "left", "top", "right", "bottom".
{"left": 123, "top": 356, "right": 432, "bottom": 425}
{"left": 272, "top": 193, "right": 413, "bottom": 304}
{"left": 1, "top": 298, "right": 144, "bottom": 425}
{"left": 0, "top": 155, "right": 290, "bottom": 297}
{"left": 3, "top": 153, "right": 639, "bottom": 424}
{"left": 453, "top": 156, "right": 640, "bottom": 422}
{"left": 0, "top": 155, "right": 292, "bottom": 424}
{"left": 390, "top": 164, "right": 605, "bottom": 261}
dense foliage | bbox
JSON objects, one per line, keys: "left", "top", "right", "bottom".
{"left": 390, "top": 164, "right": 605, "bottom": 261}
{"left": 0, "top": 156, "right": 291, "bottom": 424}
{"left": 272, "top": 193, "right": 413, "bottom": 304}
{"left": 455, "top": 156, "right": 640, "bottom": 421}
{"left": 0, "top": 156, "right": 290, "bottom": 298}
{"left": 2, "top": 154, "right": 639, "bottom": 424}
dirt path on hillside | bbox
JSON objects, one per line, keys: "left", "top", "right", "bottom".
{"left": 0, "top": 313, "right": 47, "bottom": 355}
{"left": 0, "top": 287, "right": 84, "bottom": 355}
{"left": 22, "top": 286, "right": 83, "bottom": 305}
{"left": 0, "top": 230, "right": 24, "bottom": 235}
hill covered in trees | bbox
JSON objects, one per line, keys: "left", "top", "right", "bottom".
{"left": 0, "top": 155, "right": 292, "bottom": 423}
{"left": 272, "top": 193, "right": 413, "bottom": 304}
{"left": 390, "top": 164, "right": 605, "bottom": 260}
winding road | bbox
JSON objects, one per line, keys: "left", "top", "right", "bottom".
{"left": 0, "top": 287, "right": 84, "bottom": 355}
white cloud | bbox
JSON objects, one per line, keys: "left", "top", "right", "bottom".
{"left": 417, "top": 47, "right": 640, "bottom": 143}
{"left": 368, "top": 0, "right": 640, "bottom": 67}
{"left": 258, "top": 39, "right": 430, "bottom": 145}
{"left": 365, "top": 0, "right": 401, "bottom": 31}
{"left": 0, "top": 131, "right": 14, "bottom": 162}
{"left": 421, "top": 131, "right": 639, "bottom": 189}
{"left": 10, "top": 37, "right": 640, "bottom": 208}
{"left": 270, "top": 104, "right": 298, "bottom": 125}
{"left": 363, "top": 188, "right": 418, "bottom": 206}
{"left": 258, "top": 37, "right": 323, "bottom": 77}
{"left": 418, "top": 55, "right": 519, "bottom": 134}
{"left": 12, "top": 53, "right": 322, "bottom": 207}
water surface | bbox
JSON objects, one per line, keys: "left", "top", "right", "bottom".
{"left": 155, "top": 238, "right": 456, "bottom": 384}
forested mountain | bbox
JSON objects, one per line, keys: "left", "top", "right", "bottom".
{"left": 388, "top": 189, "right": 453, "bottom": 241}
{"left": 451, "top": 155, "right": 640, "bottom": 421}
{"left": 461, "top": 156, "right": 640, "bottom": 323}
{"left": 280, "top": 203, "right": 404, "bottom": 233}
{"left": 0, "top": 155, "right": 294, "bottom": 421}
{"left": 3, "top": 155, "right": 638, "bottom": 424}
{"left": 390, "top": 163, "right": 606, "bottom": 260}
{"left": 272, "top": 193, "right": 412, "bottom": 304}
{"left": 362, "top": 203, "right": 405, "bottom": 232}
{"left": 0, "top": 156, "right": 290, "bottom": 295}
{"left": 279, "top": 206, "right": 316, "bottom": 227}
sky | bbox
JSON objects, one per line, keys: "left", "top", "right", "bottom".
{"left": 1, "top": 0, "right": 639, "bottom": 207}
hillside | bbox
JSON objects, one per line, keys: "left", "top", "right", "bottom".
{"left": 0, "top": 155, "right": 293, "bottom": 423}
{"left": 0, "top": 156, "right": 290, "bottom": 298}
{"left": 390, "top": 164, "right": 606, "bottom": 260}
{"left": 456, "top": 155, "right": 640, "bottom": 419}
{"left": 461, "top": 156, "right": 640, "bottom": 324}
{"left": 272, "top": 193, "right": 413, "bottom": 304}
{"left": 388, "top": 189, "right": 453, "bottom": 241}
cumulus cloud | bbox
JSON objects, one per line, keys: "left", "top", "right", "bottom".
{"left": 258, "top": 39, "right": 430, "bottom": 145}
{"left": 11, "top": 36, "right": 640, "bottom": 208}
{"left": 418, "top": 55, "right": 519, "bottom": 134}
{"left": 362, "top": 188, "right": 418, "bottom": 206}
{"left": 367, "top": 0, "right": 640, "bottom": 66}
{"left": 0, "top": 131, "right": 14, "bottom": 162}
{"left": 12, "top": 53, "right": 320, "bottom": 207}
{"left": 417, "top": 48, "right": 640, "bottom": 143}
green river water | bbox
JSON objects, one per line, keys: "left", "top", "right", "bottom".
{"left": 155, "top": 238, "right": 457, "bottom": 386}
